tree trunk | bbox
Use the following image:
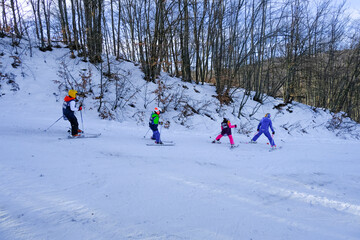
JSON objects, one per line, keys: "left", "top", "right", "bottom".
{"left": 58, "top": 0, "right": 68, "bottom": 44}
{"left": 37, "top": 0, "right": 45, "bottom": 48}
{"left": 10, "top": 0, "right": 20, "bottom": 37}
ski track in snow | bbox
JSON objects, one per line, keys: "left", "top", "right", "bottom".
{"left": 163, "top": 173, "right": 360, "bottom": 240}
{"left": 1, "top": 120, "right": 360, "bottom": 240}
{"left": 166, "top": 173, "right": 360, "bottom": 217}
{"left": 1, "top": 133, "right": 360, "bottom": 240}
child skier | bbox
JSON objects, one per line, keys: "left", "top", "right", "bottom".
{"left": 251, "top": 113, "right": 276, "bottom": 147}
{"left": 212, "top": 118, "right": 237, "bottom": 148}
{"left": 62, "top": 89, "right": 83, "bottom": 137}
{"left": 149, "top": 107, "right": 163, "bottom": 144}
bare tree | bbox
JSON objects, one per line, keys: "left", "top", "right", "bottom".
{"left": 1, "top": 0, "right": 8, "bottom": 33}
{"left": 10, "top": 0, "right": 20, "bottom": 36}
{"left": 179, "top": 0, "right": 191, "bottom": 82}
{"left": 58, "top": 0, "right": 69, "bottom": 44}
{"left": 41, "top": 0, "right": 52, "bottom": 49}
{"left": 83, "top": 0, "right": 103, "bottom": 63}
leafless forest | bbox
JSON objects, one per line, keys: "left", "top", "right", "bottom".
{"left": 2, "top": 0, "right": 360, "bottom": 121}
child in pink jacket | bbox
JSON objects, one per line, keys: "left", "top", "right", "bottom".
{"left": 212, "top": 118, "right": 237, "bottom": 147}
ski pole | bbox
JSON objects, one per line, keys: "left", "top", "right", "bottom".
{"left": 144, "top": 128, "right": 150, "bottom": 138}
{"left": 80, "top": 110, "right": 84, "bottom": 133}
{"left": 159, "top": 124, "right": 163, "bottom": 142}
{"left": 44, "top": 116, "right": 63, "bottom": 132}
{"left": 267, "top": 133, "right": 275, "bottom": 145}
{"left": 159, "top": 123, "right": 163, "bottom": 135}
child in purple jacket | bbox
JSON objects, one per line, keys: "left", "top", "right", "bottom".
{"left": 251, "top": 113, "right": 276, "bottom": 147}
{"left": 212, "top": 118, "right": 237, "bottom": 147}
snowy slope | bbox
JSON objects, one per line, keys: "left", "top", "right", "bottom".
{"left": 1, "top": 38, "right": 360, "bottom": 240}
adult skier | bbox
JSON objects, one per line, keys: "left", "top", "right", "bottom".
{"left": 62, "top": 89, "right": 83, "bottom": 137}
{"left": 149, "top": 107, "right": 163, "bottom": 144}
{"left": 212, "top": 118, "right": 237, "bottom": 148}
{"left": 251, "top": 113, "right": 276, "bottom": 147}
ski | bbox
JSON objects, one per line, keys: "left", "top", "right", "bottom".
{"left": 59, "top": 133, "right": 101, "bottom": 140}
{"left": 211, "top": 141, "right": 239, "bottom": 149}
{"left": 230, "top": 144, "right": 239, "bottom": 149}
{"left": 146, "top": 139, "right": 174, "bottom": 143}
{"left": 269, "top": 146, "right": 282, "bottom": 152}
{"left": 70, "top": 133, "right": 101, "bottom": 139}
{"left": 146, "top": 143, "right": 175, "bottom": 146}
{"left": 228, "top": 141, "right": 253, "bottom": 145}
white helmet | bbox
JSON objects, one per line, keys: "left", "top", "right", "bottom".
{"left": 154, "top": 107, "right": 162, "bottom": 114}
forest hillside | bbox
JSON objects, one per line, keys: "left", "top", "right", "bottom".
{"left": 1, "top": 0, "right": 360, "bottom": 121}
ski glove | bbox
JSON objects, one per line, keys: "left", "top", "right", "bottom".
{"left": 159, "top": 121, "right": 163, "bottom": 125}
{"left": 272, "top": 131, "right": 275, "bottom": 135}
{"left": 79, "top": 106, "right": 83, "bottom": 111}
{"left": 235, "top": 125, "right": 237, "bottom": 128}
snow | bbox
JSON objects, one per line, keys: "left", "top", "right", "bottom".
{"left": 1, "top": 38, "right": 360, "bottom": 240}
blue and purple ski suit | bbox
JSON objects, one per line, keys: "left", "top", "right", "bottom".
{"left": 252, "top": 117, "right": 276, "bottom": 147}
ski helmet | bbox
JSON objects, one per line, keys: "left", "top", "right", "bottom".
{"left": 265, "top": 113, "right": 271, "bottom": 118}
{"left": 223, "top": 118, "right": 228, "bottom": 123}
{"left": 68, "top": 89, "right": 77, "bottom": 98}
{"left": 154, "top": 107, "right": 162, "bottom": 114}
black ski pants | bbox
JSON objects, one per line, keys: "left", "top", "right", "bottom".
{"left": 67, "top": 115, "right": 79, "bottom": 136}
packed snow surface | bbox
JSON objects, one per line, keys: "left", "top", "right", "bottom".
{"left": 1, "top": 40, "right": 360, "bottom": 240}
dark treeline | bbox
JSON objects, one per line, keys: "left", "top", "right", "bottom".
{"left": 2, "top": 0, "right": 360, "bottom": 121}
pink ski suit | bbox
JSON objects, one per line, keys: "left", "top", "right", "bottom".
{"left": 215, "top": 120, "right": 236, "bottom": 145}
